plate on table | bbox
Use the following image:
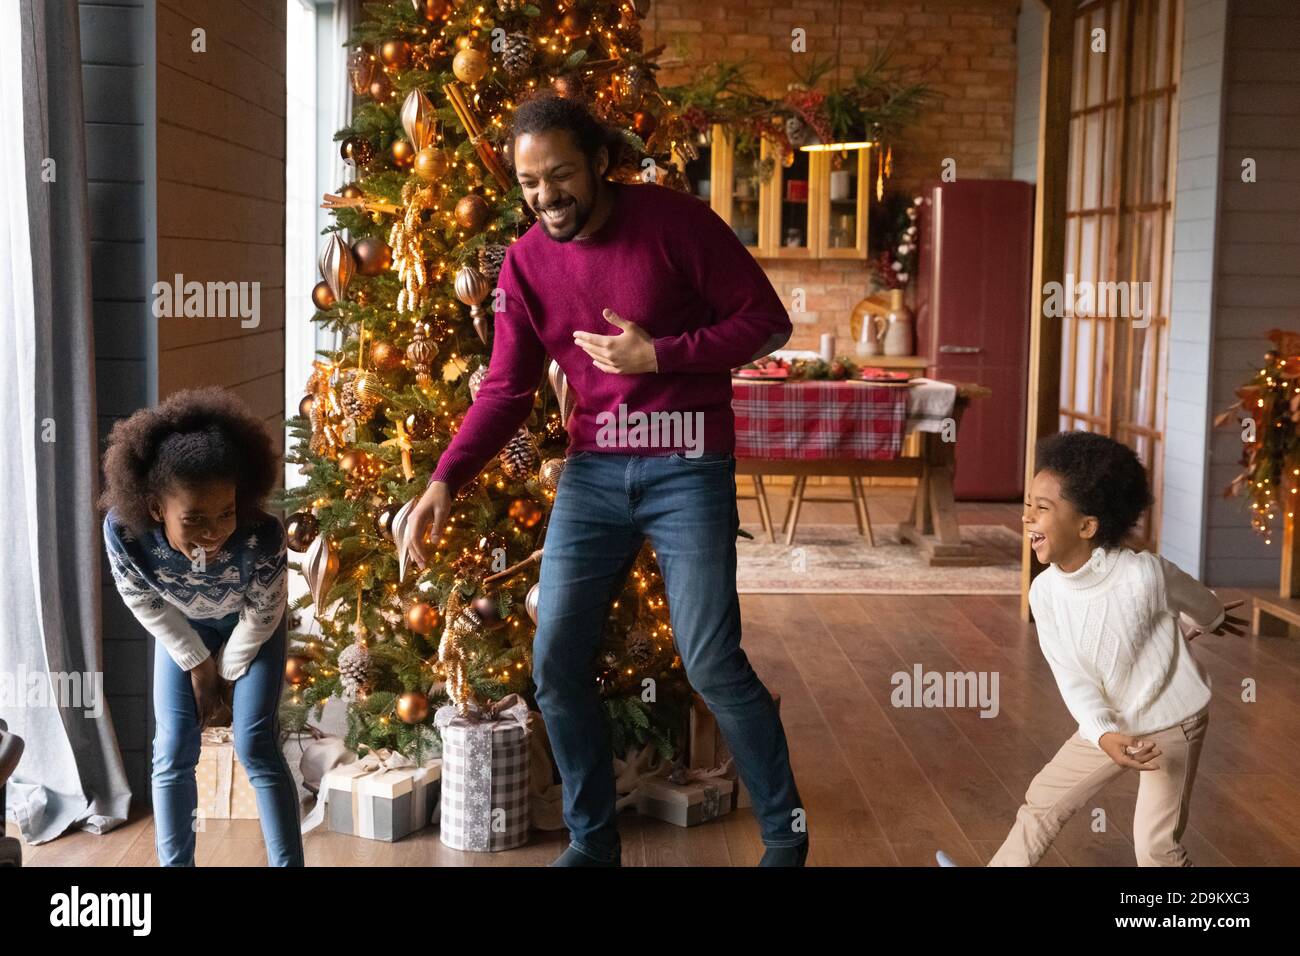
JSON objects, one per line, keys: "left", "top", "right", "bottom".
{"left": 859, "top": 367, "right": 915, "bottom": 384}
{"left": 733, "top": 367, "right": 789, "bottom": 380}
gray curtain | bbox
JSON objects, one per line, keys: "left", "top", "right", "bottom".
{"left": 1, "top": 0, "right": 131, "bottom": 844}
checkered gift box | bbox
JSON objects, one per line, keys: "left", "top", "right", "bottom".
{"left": 435, "top": 694, "right": 531, "bottom": 852}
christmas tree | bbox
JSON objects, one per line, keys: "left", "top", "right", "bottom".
{"left": 275, "top": 0, "right": 701, "bottom": 762}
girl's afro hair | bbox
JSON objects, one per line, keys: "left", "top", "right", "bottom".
{"left": 99, "top": 386, "right": 279, "bottom": 534}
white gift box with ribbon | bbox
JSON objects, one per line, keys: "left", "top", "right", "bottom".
{"left": 301, "top": 747, "right": 441, "bottom": 842}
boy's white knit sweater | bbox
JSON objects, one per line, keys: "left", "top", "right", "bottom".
{"left": 1029, "top": 546, "right": 1225, "bottom": 748}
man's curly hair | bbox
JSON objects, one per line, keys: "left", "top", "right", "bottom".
{"left": 504, "top": 92, "right": 629, "bottom": 174}
{"left": 1036, "top": 431, "right": 1152, "bottom": 549}
{"left": 99, "top": 387, "right": 279, "bottom": 535}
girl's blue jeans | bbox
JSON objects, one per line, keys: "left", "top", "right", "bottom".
{"left": 151, "top": 611, "right": 304, "bottom": 866}
{"left": 534, "top": 451, "right": 806, "bottom": 863}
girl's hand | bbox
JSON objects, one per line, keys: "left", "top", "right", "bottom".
{"left": 1182, "top": 599, "right": 1248, "bottom": 642}
{"left": 1099, "top": 732, "right": 1162, "bottom": 770}
{"left": 189, "top": 657, "right": 227, "bottom": 729}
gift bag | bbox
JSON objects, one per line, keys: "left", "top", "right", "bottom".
{"left": 435, "top": 694, "right": 531, "bottom": 851}
{"left": 196, "top": 727, "right": 259, "bottom": 820}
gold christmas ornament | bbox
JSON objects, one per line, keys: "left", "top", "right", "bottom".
{"left": 340, "top": 182, "right": 364, "bottom": 201}
{"left": 369, "top": 339, "right": 403, "bottom": 371}
{"left": 400, "top": 90, "right": 439, "bottom": 152}
{"left": 454, "top": 194, "right": 490, "bottom": 233}
{"left": 379, "top": 39, "right": 412, "bottom": 69}
{"left": 375, "top": 501, "right": 403, "bottom": 541}
{"left": 454, "top": 264, "right": 491, "bottom": 308}
{"left": 340, "top": 136, "right": 373, "bottom": 166}
{"left": 413, "top": 146, "right": 449, "bottom": 182}
{"left": 468, "top": 363, "right": 489, "bottom": 400}
{"left": 285, "top": 653, "right": 311, "bottom": 686}
{"left": 302, "top": 533, "right": 339, "bottom": 609}
{"left": 390, "top": 138, "right": 416, "bottom": 169}
{"left": 405, "top": 322, "right": 438, "bottom": 385}
{"left": 352, "top": 369, "right": 382, "bottom": 403}
{"left": 548, "top": 359, "right": 577, "bottom": 423}
{"left": 285, "top": 511, "right": 320, "bottom": 552}
{"left": 452, "top": 47, "right": 488, "bottom": 84}
{"left": 348, "top": 46, "right": 378, "bottom": 96}
{"left": 396, "top": 690, "right": 430, "bottom": 724}
{"left": 389, "top": 181, "right": 438, "bottom": 313}
{"left": 509, "top": 496, "right": 543, "bottom": 528}
{"left": 439, "top": 584, "right": 482, "bottom": 716}
{"left": 297, "top": 394, "right": 314, "bottom": 418}
{"left": 368, "top": 73, "right": 393, "bottom": 102}
{"left": 404, "top": 601, "right": 439, "bottom": 635}
{"left": 525, "top": 583, "right": 541, "bottom": 624}
{"left": 318, "top": 233, "right": 356, "bottom": 303}
{"left": 404, "top": 408, "right": 435, "bottom": 441}
{"left": 338, "top": 449, "right": 373, "bottom": 475}
{"left": 340, "top": 375, "right": 380, "bottom": 422}
{"left": 311, "top": 280, "right": 336, "bottom": 311}
{"left": 352, "top": 236, "right": 392, "bottom": 275}
{"left": 539, "top": 457, "right": 565, "bottom": 492}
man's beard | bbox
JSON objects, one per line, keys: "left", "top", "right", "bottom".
{"left": 533, "top": 170, "right": 598, "bottom": 242}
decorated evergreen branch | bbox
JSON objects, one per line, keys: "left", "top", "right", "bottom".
{"left": 277, "top": 0, "right": 694, "bottom": 759}
{"left": 1216, "top": 329, "right": 1300, "bottom": 545}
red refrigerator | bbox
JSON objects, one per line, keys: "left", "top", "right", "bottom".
{"left": 914, "top": 179, "right": 1035, "bottom": 501}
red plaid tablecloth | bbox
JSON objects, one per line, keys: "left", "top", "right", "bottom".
{"left": 731, "top": 379, "right": 908, "bottom": 460}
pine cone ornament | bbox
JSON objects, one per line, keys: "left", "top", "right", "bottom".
{"left": 625, "top": 627, "right": 653, "bottom": 665}
{"left": 337, "top": 641, "right": 372, "bottom": 698}
{"left": 477, "top": 243, "right": 507, "bottom": 284}
{"left": 502, "top": 32, "right": 534, "bottom": 76}
{"left": 499, "top": 426, "right": 539, "bottom": 480}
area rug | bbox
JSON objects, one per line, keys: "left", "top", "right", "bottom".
{"left": 736, "top": 523, "right": 1022, "bottom": 595}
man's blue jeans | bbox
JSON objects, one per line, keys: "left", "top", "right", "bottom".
{"left": 533, "top": 451, "right": 806, "bottom": 862}
{"left": 151, "top": 611, "right": 304, "bottom": 866}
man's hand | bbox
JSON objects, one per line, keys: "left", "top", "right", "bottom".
{"left": 190, "top": 657, "right": 227, "bottom": 729}
{"left": 1098, "top": 732, "right": 1162, "bottom": 770}
{"left": 573, "top": 308, "right": 658, "bottom": 375}
{"left": 407, "top": 480, "right": 452, "bottom": 570}
{"left": 1180, "top": 599, "right": 1248, "bottom": 642}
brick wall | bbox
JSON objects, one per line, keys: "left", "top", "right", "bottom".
{"left": 646, "top": 0, "right": 1022, "bottom": 350}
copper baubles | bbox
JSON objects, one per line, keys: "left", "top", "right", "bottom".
{"left": 369, "top": 339, "right": 403, "bottom": 371}
{"left": 454, "top": 194, "right": 489, "bottom": 233}
{"left": 352, "top": 236, "right": 392, "bottom": 275}
{"left": 414, "top": 146, "right": 449, "bottom": 182}
{"left": 348, "top": 46, "right": 378, "bottom": 96}
{"left": 390, "top": 138, "right": 416, "bottom": 169}
{"left": 318, "top": 234, "right": 356, "bottom": 303}
{"left": 341, "top": 136, "right": 373, "bottom": 166}
{"left": 472, "top": 595, "right": 502, "bottom": 626}
{"left": 297, "top": 394, "right": 314, "bottom": 418}
{"left": 550, "top": 74, "right": 585, "bottom": 100}
{"left": 285, "top": 511, "right": 320, "bottom": 552}
{"left": 454, "top": 264, "right": 493, "bottom": 344}
{"left": 525, "top": 583, "right": 541, "bottom": 624}
{"left": 405, "top": 601, "right": 439, "bottom": 635}
{"left": 509, "top": 497, "right": 543, "bottom": 529}
{"left": 285, "top": 654, "right": 311, "bottom": 686}
{"left": 452, "top": 47, "right": 488, "bottom": 84}
{"left": 397, "top": 690, "right": 430, "bottom": 724}
{"left": 380, "top": 39, "right": 412, "bottom": 69}
{"left": 404, "top": 408, "right": 435, "bottom": 441}
{"left": 375, "top": 501, "right": 403, "bottom": 541}
{"left": 311, "top": 281, "right": 336, "bottom": 311}
{"left": 539, "top": 457, "right": 565, "bottom": 492}
{"left": 338, "top": 449, "right": 373, "bottom": 475}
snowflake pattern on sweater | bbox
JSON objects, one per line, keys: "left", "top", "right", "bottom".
{"left": 103, "top": 509, "right": 287, "bottom": 680}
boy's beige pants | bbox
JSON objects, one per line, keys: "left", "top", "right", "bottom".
{"left": 990, "top": 709, "right": 1209, "bottom": 867}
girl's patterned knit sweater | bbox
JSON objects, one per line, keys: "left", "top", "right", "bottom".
{"left": 103, "top": 510, "right": 287, "bottom": 681}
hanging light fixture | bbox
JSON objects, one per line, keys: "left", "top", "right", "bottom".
{"left": 800, "top": 0, "right": 872, "bottom": 153}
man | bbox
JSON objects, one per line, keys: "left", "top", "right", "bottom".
{"left": 407, "top": 94, "right": 807, "bottom": 866}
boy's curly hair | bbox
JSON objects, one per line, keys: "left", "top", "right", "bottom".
{"left": 99, "top": 387, "right": 280, "bottom": 535}
{"left": 1036, "top": 431, "right": 1152, "bottom": 549}
{"left": 504, "top": 92, "right": 629, "bottom": 174}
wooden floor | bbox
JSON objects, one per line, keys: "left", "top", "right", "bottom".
{"left": 13, "top": 493, "right": 1300, "bottom": 866}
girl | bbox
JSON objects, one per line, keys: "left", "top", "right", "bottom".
{"left": 100, "top": 387, "right": 303, "bottom": 867}
{"left": 939, "top": 431, "right": 1244, "bottom": 867}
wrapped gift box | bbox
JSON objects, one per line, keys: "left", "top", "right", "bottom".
{"left": 636, "top": 774, "right": 734, "bottom": 828}
{"left": 196, "top": 727, "right": 259, "bottom": 820}
{"left": 320, "top": 756, "right": 441, "bottom": 843}
{"left": 435, "top": 694, "right": 531, "bottom": 852}
{"left": 688, "top": 691, "right": 781, "bottom": 809}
